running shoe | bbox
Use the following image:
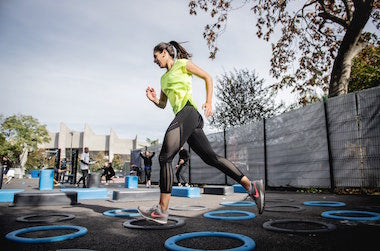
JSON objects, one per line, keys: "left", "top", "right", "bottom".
{"left": 248, "top": 179, "right": 265, "bottom": 214}
{"left": 137, "top": 204, "right": 169, "bottom": 224}
{"left": 5, "top": 177, "right": 12, "bottom": 184}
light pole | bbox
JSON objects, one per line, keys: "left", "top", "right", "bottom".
{"left": 70, "top": 131, "right": 74, "bottom": 183}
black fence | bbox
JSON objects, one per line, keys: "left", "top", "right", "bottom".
{"left": 136, "top": 86, "right": 380, "bottom": 189}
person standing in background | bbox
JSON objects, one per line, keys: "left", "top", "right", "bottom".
{"left": 140, "top": 151, "right": 155, "bottom": 188}
{"left": 76, "top": 147, "right": 90, "bottom": 188}
{"left": 2, "top": 156, "right": 13, "bottom": 184}
{"left": 175, "top": 147, "right": 190, "bottom": 187}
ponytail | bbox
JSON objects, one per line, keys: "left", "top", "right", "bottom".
{"left": 153, "top": 41, "right": 192, "bottom": 59}
{"left": 168, "top": 41, "right": 192, "bottom": 59}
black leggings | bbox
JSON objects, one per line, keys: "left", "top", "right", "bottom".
{"left": 77, "top": 170, "right": 88, "bottom": 188}
{"left": 159, "top": 104, "right": 245, "bottom": 193}
{"left": 145, "top": 168, "right": 152, "bottom": 181}
{"left": 176, "top": 163, "right": 187, "bottom": 184}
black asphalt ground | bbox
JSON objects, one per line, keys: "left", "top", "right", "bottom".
{"left": 1, "top": 178, "right": 379, "bottom": 251}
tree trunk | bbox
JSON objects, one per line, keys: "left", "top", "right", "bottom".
{"left": 328, "top": 0, "right": 374, "bottom": 97}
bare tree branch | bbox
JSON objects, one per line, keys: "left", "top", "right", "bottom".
{"left": 342, "top": 0, "right": 353, "bottom": 20}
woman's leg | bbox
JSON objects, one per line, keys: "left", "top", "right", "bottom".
{"left": 144, "top": 168, "right": 148, "bottom": 184}
{"left": 187, "top": 127, "right": 265, "bottom": 213}
{"left": 175, "top": 167, "right": 181, "bottom": 185}
{"left": 146, "top": 169, "right": 151, "bottom": 186}
{"left": 187, "top": 128, "right": 245, "bottom": 183}
{"left": 138, "top": 106, "right": 201, "bottom": 222}
{"left": 178, "top": 164, "right": 187, "bottom": 184}
{"left": 157, "top": 107, "right": 202, "bottom": 210}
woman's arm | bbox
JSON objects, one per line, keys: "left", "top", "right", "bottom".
{"left": 146, "top": 87, "right": 167, "bottom": 109}
{"left": 185, "top": 61, "right": 213, "bottom": 118}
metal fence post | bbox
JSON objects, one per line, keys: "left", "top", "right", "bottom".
{"left": 224, "top": 128, "right": 228, "bottom": 185}
{"left": 0, "top": 165, "right": 3, "bottom": 189}
{"left": 263, "top": 119, "right": 268, "bottom": 188}
{"left": 188, "top": 145, "right": 191, "bottom": 185}
{"left": 323, "top": 97, "right": 334, "bottom": 191}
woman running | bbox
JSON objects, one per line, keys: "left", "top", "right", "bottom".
{"left": 137, "top": 41, "right": 265, "bottom": 224}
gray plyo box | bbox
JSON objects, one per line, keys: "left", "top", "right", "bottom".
{"left": 203, "top": 186, "right": 234, "bottom": 195}
{"left": 112, "top": 188, "right": 160, "bottom": 201}
{"left": 12, "top": 191, "right": 78, "bottom": 206}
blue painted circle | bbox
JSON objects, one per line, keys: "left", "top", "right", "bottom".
{"left": 304, "top": 201, "right": 346, "bottom": 207}
{"left": 103, "top": 208, "right": 140, "bottom": 217}
{"left": 204, "top": 210, "right": 255, "bottom": 220}
{"left": 321, "top": 210, "right": 380, "bottom": 221}
{"left": 165, "top": 231, "right": 255, "bottom": 251}
{"left": 5, "top": 225, "right": 87, "bottom": 243}
{"left": 220, "top": 201, "right": 256, "bottom": 207}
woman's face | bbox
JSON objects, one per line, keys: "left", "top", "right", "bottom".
{"left": 153, "top": 50, "right": 166, "bottom": 68}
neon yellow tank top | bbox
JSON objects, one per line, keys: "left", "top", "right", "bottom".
{"left": 161, "top": 59, "right": 197, "bottom": 114}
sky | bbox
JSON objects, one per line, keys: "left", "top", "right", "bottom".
{"left": 0, "top": 0, "right": 292, "bottom": 143}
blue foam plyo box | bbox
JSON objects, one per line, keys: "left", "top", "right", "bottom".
{"left": 60, "top": 188, "right": 108, "bottom": 200}
{"left": 0, "top": 189, "right": 24, "bottom": 202}
{"left": 233, "top": 184, "right": 246, "bottom": 193}
{"left": 171, "top": 187, "right": 201, "bottom": 198}
{"left": 125, "top": 176, "right": 138, "bottom": 188}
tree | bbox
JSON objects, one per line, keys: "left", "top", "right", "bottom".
{"left": 112, "top": 154, "right": 123, "bottom": 169}
{"left": 146, "top": 138, "right": 159, "bottom": 146}
{"left": 188, "top": 0, "right": 380, "bottom": 104}
{"left": 348, "top": 43, "right": 380, "bottom": 92}
{"left": 0, "top": 114, "right": 50, "bottom": 166}
{"left": 90, "top": 151, "right": 106, "bottom": 172}
{"left": 24, "top": 149, "right": 45, "bottom": 172}
{"left": 24, "top": 149, "right": 55, "bottom": 172}
{"left": 210, "top": 68, "right": 283, "bottom": 129}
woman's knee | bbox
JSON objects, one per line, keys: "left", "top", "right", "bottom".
{"left": 158, "top": 152, "right": 167, "bottom": 166}
{"left": 159, "top": 151, "right": 176, "bottom": 166}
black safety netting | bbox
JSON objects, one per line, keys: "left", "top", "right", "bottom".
{"left": 225, "top": 121, "right": 265, "bottom": 185}
{"left": 265, "top": 102, "right": 330, "bottom": 188}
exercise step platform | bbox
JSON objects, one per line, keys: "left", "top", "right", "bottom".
{"left": 203, "top": 185, "right": 234, "bottom": 195}
{"left": 124, "top": 176, "right": 138, "bottom": 188}
{"left": 61, "top": 188, "right": 108, "bottom": 200}
{"left": 112, "top": 188, "right": 160, "bottom": 202}
{"left": 233, "top": 184, "right": 247, "bottom": 193}
{"left": 0, "top": 189, "right": 24, "bottom": 203}
{"left": 171, "top": 186, "right": 201, "bottom": 198}
{"left": 11, "top": 191, "right": 77, "bottom": 206}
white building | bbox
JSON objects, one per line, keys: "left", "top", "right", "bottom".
{"left": 39, "top": 122, "right": 149, "bottom": 162}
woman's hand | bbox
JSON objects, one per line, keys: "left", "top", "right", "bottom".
{"left": 146, "top": 87, "right": 167, "bottom": 108}
{"left": 202, "top": 102, "right": 213, "bottom": 118}
{"left": 146, "top": 86, "right": 157, "bottom": 102}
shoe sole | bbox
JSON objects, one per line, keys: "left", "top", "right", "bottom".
{"left": 257, "top": 179, "right": 265, "bottom": 214}
{"left": 137, "top": 208, "right": 168, "bottom": 225}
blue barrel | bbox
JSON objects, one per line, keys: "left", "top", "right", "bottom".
{"left": 39, "top": 169, "right": 54, "bottom": 190}
{"left": 31, "top": 170, "right": 41, "bottom": 178}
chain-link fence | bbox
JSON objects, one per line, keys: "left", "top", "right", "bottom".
{"left": 138, "top": 86, "right": 380, "bottom": 189}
